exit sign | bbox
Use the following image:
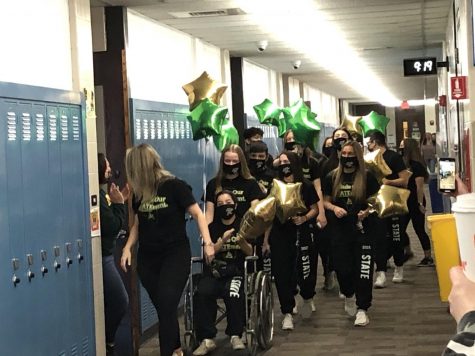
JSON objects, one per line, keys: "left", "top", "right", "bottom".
{"left": 403, "top": 57, "right": 437, "bottom": 76}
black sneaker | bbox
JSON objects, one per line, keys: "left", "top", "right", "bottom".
{"left": 417, "top": 257, "right": 435, "bottom": 267}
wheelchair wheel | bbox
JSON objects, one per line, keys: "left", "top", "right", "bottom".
{"left": 245, "top": 291, "right": 259, "bottom": 356}
{"left": 183, "top": 274, "right": 200, "bottom": 355}
{"left": 257, "top": 273, "right": 274, "bottom": 350}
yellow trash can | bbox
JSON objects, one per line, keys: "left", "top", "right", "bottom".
{"left": 427, "top": 214, "right": 461, "bottom": 302}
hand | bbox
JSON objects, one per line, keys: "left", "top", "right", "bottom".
{"left": 120, "top": 248, "right": 132, "bottom": 272}
{"left": 317, "top": 213, "right": 327, "bottom": 228}
{"left": 449, "top": 266, "right": 475, "bottom": 323}
{"left": 291, "top": 215, "right": 307, "bottom": 226}
{"left": 121, "top": 183, "right": 130, "bottom": 201}
{"left": 418, "top": 204, "right": 426, "bottom": 214}
{"left": 262, "top": 241, "right": 271, "bottom": 256}
{"left": 222, "top": 228, "right": 235, "bottom": 243}
{"left": 204, "top": 244, "right": 215, "bottom": 264}
{"left": 109, "top": 183, "right": 125, "bottom": 204}
{"left": 333, "top": 206, "right": 347, "bottom": 218}
{"left": 455, "top": 174, "right": 470, "bottom": 196}
{"left": 381, "top": 178, "right": 389, "bottom": 185}
{"left": 357, "top": 210, "right": 368, "bottom": 222}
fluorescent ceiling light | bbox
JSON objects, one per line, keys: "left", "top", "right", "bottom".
{"left": 239, "top": 0, "right": 400, "bottom": 106}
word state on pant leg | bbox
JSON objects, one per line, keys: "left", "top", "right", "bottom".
{"left": 391, "top": 218, "right": 400, "bottom": 242}
{"left": 360, "top": 245, "right": 372, "bottom": 280}
{"left": 229, "top": 276, "right": 242, "bottom": 298}
{"left": 300, "top": 245, "right": 311, "bottom": 280}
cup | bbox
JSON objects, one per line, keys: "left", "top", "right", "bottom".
{"left": 452, "top": 193, "right": 475, "bottom": 282}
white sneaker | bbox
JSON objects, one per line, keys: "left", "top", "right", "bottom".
{"left": 344, "top": 295, "right": 357, "bottom": 317}
{"left": 374, "top": 271, "right": 387, "bottom": 288}
{"left": 301, "top": 299, "right": 313, "bottom": 319}
{"left": 354, "top": 309, "right": 369, "bottom": 326}
{"left": 392, "top": 266, "right": 404, "bottom": 283}
{"left": 311, "top": 299, "right": 316, "bottom": 312}
{"left": 193, "top": 339, "right": 216, "bottom": 356}
{"left": 338, "top": 292, "right": 345, "bottom": 299}
{"left": 292, "top": 304, "right": 298, "bottom": 315}
{"left": 282, "top": 313, "right": 294, "bottom": 330}
{"left": 230, "top": 335, "right": 245, "bottom": 350}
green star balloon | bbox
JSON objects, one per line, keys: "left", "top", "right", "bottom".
{"left": 213, "top": 118, "right": 239, "bottom": 151}
{"left": 186, "top": 98, "right": 228, "bottom": 140}
{"left": 282, "top": 99, "right": 321, "bottom": 148}
{"left": 358, "top": 111, "right": 390, "bottom": 137}
{"left": 253, "top": 98, "right": 282, "bottom": 125}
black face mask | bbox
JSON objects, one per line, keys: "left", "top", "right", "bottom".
{"left": 333, "top": 137, "right": 347, "bottom": 151}
{"left": 278, "top": 163, "right": 293, "bottom": 178}
{"left": 223, "top": 162, "right": 241, "bottom": 175}
{"left": 284, "top": 142, "right": 296, "bottom": 151}
{"left": 322, "top": 147, "right": 333, "bottom": 158}
{"left": 216, "top": 203, "right": 236, "bottom": 220}
{"left": 340, "top": 156, "right": 358, "bottom": 169}
{"left": 249, "top": 159, "right": 266, "bottom": 174}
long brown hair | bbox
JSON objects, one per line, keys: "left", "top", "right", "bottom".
{"left": 331, "top": 141, "right": 367, "bottom": 204}
{"left": 215, "top": 144, "right": 253, "bottom": 193}
{"left": 125, "top": 144, "right": 174, "bottom": 202}
{"left": 403, "top": 138, "right": 428, "bottom": 181}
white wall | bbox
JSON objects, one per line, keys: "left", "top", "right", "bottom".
{"left": 126, "top": 10, "right": 231, "bottom": 110}
{"left": 302, "top": 83, "right": 339, "bottom": 125}
{"left": 288, "top": 77, "right": 301, "bottom": 104}
{"left": 0, "top": 0, "right": 73, "bottom": 90}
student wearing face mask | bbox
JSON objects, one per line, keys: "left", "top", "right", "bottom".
{"left": 193, "top": 191, "right": 253, "bottom": 355}
{"left": 205, "top": 144, "right": 265, "bottom": 224}
{"left": 243, "top": 126, "right": 274, "bottom": 169}
{"left": 322, "top": 137, "right": 334, "bottom": 158}
{"left": 367, "top": 131, "right": 411, "bottom": 287}
{"left": 98, "top": 153, "right": 130, "bottom": 356}
{"left": 263, "top": 151, "right": 319, "bottom": 330}
{"left": 323, "top": 141, "right": 380, "bottom": 326}
{"left": 247, "top": 141, "right": 275, "bottom": 195}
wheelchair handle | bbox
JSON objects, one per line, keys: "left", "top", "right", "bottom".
{"left": 245, "top": 255, "right": 259, "bottom": 262}
{"left": 191, "top": 257, "right": 203, "bottom": 263}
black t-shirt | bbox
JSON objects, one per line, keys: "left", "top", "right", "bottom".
{"left": 254, "top": 169, "right": 275, "bottom": 196}
{"left": 383, "top": 149, "right": 407, "bottom": 180}
{"left": 407, "top": 160, "right": 427, "bottom": 202}
{"left": 301, "top": 156, "right": 321, "bottom": 182}
{"left": 323, "top": 170, "right": 380, "bottom": 215}
{"left": 132, "top": 178, "right": 195, "bottom": 252}
{"left": 208, "top": 218, "right": 245, "bottom": 274}
{"left": 205, "top": 176, "right": 265, "bottom": 218}
{"left": 99, "top": 188, "right": 126, "bottom": 257}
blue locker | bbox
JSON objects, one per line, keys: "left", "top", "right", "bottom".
{"left": 0, "top": 83, "right": 94, "bottom": 355}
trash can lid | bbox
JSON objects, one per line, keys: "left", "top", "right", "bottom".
{"left": 426, "top": 214, "right": 455, "bottom": 223}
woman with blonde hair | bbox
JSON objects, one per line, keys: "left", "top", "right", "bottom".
{"left": 323, "top": 141, "right": 380, "bottom": 327}
{"left": 120, "top": 144, "right": 214, "bottom": 356}
{"left": 204, "top": 144, "right": 264, "bottom": 223}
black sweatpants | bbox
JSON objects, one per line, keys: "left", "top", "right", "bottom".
{"left": 137, "top": 240, "right": 191, "bottom": 356}
{"left": 195, "top": 274, "right": 245, "bottom": 340}
{"left": 316, "top": 222, "right": 332, "bottom": 277}
{"left": 270, "top": 222, "right": 316, "bottom": 314}
{"left": 255, "top": 235, "right": 272, "bottom": 274}
{"left": 373, "top": 215, "right": 407, "bottom": 271}
{"left": 408, "top": 199, "right": 431, "bottom": 251}
{"left": 331, "top": 217, "right": 374, "bottom": 311}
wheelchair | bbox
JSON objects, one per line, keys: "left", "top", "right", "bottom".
{"left": 183, "top": 254, "right": 274, "bottom": 355}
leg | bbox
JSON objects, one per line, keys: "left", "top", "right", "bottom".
{"left": 223, "top": 275, "right": 245, "bottom": 337}
{"left": 369, "top": 214, "right": 389, "bottom": 272}
{"left": 102, "top": 255, "right": 129, "bottom": 345}
{"left": 354, "top": 228, "right": 374, "bottom": 311}
{"left": 388, "top": 216, "right": 406, "bottom": 267}
{"left": 409, "top": 204, "right": 432, "bottom": 253}
{"left": 331, "top": 223, "right": 354, "bottom": 298}
{"left": 195, "top": 275, "right": 220, "bottom": 341}
{"left": 297, "top": 225, "right": 317, "bottom": 300}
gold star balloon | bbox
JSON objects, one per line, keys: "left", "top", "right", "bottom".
{"left": 369, "top": 184, "right": 410, "bottom": 218}
{"left": 182, "top": 71, "right": 227, "bottom": 111}
{"left": 269, "top": 179, "right": 307, "bottom": 223}
{"left": 237, "top": 197, "right": 276, "bottom": 242}
{"left": 341, "top": 114, "right": 362, "bottom": 134}
{"left": 364, "top": 149, "right": 392, "bottom": 184}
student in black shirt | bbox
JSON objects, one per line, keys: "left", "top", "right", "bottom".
{"left": 243, "top": 126, "right": 274, "bottom": 169}
{"left": 400, "top": 138, "right": 434, "bottom": 266}
{"left": 323, "top": 141, "right": 380, "bottom": 327}
{"left": 193, "top": 191, "right": 253, "bottom": 355}
{"left": 322, "top": 137, "right": 334, "bottom": 159}
{"left": 205, "top": 144, "right": 264, "bottom": 223}
{"left": 98, "top": 153, "right": 129, "bottom": 356}
{"left": 120, "top": 144, "right": 214, "bottom": 356}
{"left": 264, "top": 151, "right": 319, "bottom": 331}
{"left": 368, "top": 131, "right": 411, "bottom": 287}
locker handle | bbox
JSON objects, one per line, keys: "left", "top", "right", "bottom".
{"left": 27, "top": 270, "right": 35, "bottom": 282}
{"left": 12, "top": 275, "right": 20, "bottom": 287}
{"left": 41, "top": 266, "right": 49, "bottom": 276}
{"left": 54, "top": 261, "right": 61, "bottom": 271}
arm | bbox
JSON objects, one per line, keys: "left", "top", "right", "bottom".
{"left": 100, "top": 191, "right": 126, "bottom": 237}
{"left": 188, "top": 203, "right": 215, "bottom": 263}
{"left": 415, "top": 176, "right": 426, "bottom": 210}
{"left": 262, "top": 226, "right": 271, "bottom": 254}
{"left": 120, "top": 214, "right": 139, "bottom": 272}
{"left": 383, "top": 169, "right": 411, "bottom": 188}
{"left": 323, "top": 196, "right": 347, "bottom": 218}
{"left": 237, "top": 236, "right": 254, "bottom": 256}
{"left": 313, "top": 178, "right": 327, "bottom": 228}
{"left": 205, "top": 201, "right": 215, "bottom": 224}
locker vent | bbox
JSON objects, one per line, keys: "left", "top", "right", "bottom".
{"left": 150, "top": 119, "right": 156, "bottom": 140}
{"left": 163, "top": 120, "right": 169, "bottom": 139}
{"left": 135, "top": 118, "right": 141, "bottom": 140}
{"left": 36, "top": 113, "right": 45, "bottom": 141}
{"left": 72, "top": 115, "right": 80, "bottom": 141}
{"left": 61, "top": 115, "right": 69, "bottom": 141}
{"left": 7, "top": 111, "right": 16, "bottom": 141}
{"left": 143, "top": 119, "right": 149, "bottom": 140}
{"left": 81, "top": 337, "right": 89, "bottom": 355}
{"left": 49, "top": 114, "right": 57, "bottom": 141}
{"left": 71, "top": 343, "right": 78, "bottom": 356}
{"left": 22, "top": 113, "right": 31, "bottom": 141}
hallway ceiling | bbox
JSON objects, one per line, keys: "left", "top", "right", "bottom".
{"left": 93, "top": 0, "right": 451, "bottom": 104}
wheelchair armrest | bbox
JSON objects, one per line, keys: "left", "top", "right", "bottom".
{"left": 245, "top": 255, "right": 259, "bottom": 262}
{"left": 191, "top": 257, "right": 203, "bottom": 263}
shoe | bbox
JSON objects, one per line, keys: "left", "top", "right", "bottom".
{"left": 374, "top": 271, "right": 387, "bottom": 288}
{"left": 172, "top": 351, "right": 184, "bottom": 356}
{"left": 292, "top": 304, "right": 298, "bottom": 315}
{"left": 392, "top": 266, "right": 404, "bottom": 283}
{"left": 282, "top": 313, "right": 294, "bottom": 330}
{"left": 311, "top": 299, "right": 316, "bottom": 312}
{"left": 339, "top": 292, "right": 345, "bottom": 299}
{"left": 230, "top": 335, "right": 245, "bottom": 350}
{"left": 344, "top": 295, "right": 357, "bottom": 317}
{"left": 323, "top": 271, "right": 336, "bottom": 290}
{"left": 106, "top": 343, "right": 115, "bottom": 356}
{"left": 417, "top": 257, "right": 435, "bottom": 267}
{"left": 193, "top": 339, "right": 217, "bottom": 356}
{"left": 301, "top": 299, "right": 313, "bottom": 319}
{"left": 354, "top": 309, "right": 369, "bottom": 326}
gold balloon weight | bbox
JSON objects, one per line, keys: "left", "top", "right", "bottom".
{"left": 269, "top": 179, "right": 307, "bottom": 224}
